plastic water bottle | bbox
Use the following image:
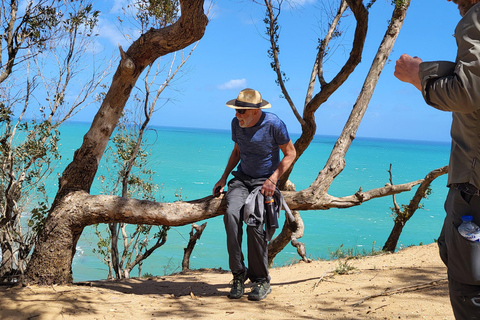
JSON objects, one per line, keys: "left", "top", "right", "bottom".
{"left": 458, "top": 215, "right": 480, "bottom": 242}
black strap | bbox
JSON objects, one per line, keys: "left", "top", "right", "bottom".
{"left": 235, "top": 100, "right": 262, "bottom": 109}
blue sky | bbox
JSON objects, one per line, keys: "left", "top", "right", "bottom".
{"left": 76, "top": 0, "right": 461, "bottom": 143}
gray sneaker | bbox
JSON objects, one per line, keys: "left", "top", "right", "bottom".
{"left": 248, "top": 280, "right": 271, "bottom": 301}
{"left": 228, "top": 269, "right": 248, "bottom": 299}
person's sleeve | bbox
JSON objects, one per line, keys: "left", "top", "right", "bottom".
{"left": 274, "top": 119, "right": 290, "bottom": 145}
{"left": 419, "top": 13, "right": 480, "bottom": 113}
{"left": 231, "top": 118, "right": 237, "bottom": 143}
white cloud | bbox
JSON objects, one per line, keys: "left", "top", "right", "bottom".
{"left": 97, "top": 17, "right": 132, "bottom": 48}
{"left": 286, "top": 0, "right": 315, "bottom": 7}
{"left": 109, "top": 0, "right": 131, "bottom": 14}
{"left": 294, "top": 0, "right": 315, "bottom": 4}
{"left": 217, "top": 79, "right": 247, "bottom": 90}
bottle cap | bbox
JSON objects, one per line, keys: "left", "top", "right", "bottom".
{"left": 265, "top": 196, "right": 274, "bottom": 203}
{"left": 462, "top": 215, "right": 473, "bottom": 222}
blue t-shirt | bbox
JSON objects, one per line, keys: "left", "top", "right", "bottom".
{"left": 232, "top": 112, "right": 290, "bottom": 178}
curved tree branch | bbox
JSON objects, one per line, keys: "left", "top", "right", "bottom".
{"left": 264, "top": 0, "right": 303, "bottom": 125}
{"left": 58, "top": 178, "right": 424, "bottom": 229}
{"left": 53, "top": 0, "right": 208, "bottom": 205}
{"left": 310, "top": 0, "right": 348, "bottom": 97}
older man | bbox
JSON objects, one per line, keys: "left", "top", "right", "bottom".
{"left": 394, "top": 0, "right": 480, "bottom": 318}
{"left": 213, "top": 88, "right": 296, "bottom": 301}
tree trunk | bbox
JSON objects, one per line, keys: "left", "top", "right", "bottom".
{"left": 182, "top": 223, "right": 207, "bottom": 271}
{"left": 25, "top": 191, "right": 219, "bottom": 284}
{"left": 383, "top": 220, "right": 406, "bottom": 252}
{"left": 279, "top": 0, "right": 368, "bottom": 188}
{"left": 265, "top": 0, "right": 369, "bottom": 264}
{"left": 109, "top": 222, "right": 121, "bottom": 279}
{"left": 0, "top": 232, "right": 13, "bottom": 281}
{"left": 24, "top": 194, "right": 84, "bottom": 284}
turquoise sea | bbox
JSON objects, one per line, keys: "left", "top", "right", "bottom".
{"left": 55, "top": 122, "right": 450, "bottom": 282}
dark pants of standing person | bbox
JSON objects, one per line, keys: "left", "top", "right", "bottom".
{"left": 438, "top": 185, "right": 480, "bottom": 319}
{"left": 224, "top": 171, "right": 269, "bottom": 283}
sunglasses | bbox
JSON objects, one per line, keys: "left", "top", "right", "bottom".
{"left": 236, "top": 109, "right": 247, "bottom": 114}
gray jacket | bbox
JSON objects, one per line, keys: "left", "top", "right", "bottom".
{"left": 243, "top": 186, "right": 295, "bottom": 241}
{"left": 419, "top": 2, "right": 480, "bottom": 189}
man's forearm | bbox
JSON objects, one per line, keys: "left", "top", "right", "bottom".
{"left": 270, "top": 156, "right": 295, "bottom": 183}
{"left": 269, "top": 140, "right": 296, "bottom": 183}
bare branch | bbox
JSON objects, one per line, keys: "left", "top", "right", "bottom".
{"left": 277, "top": 0, "right": 368, "bottom": 190}
{"left": 388, "top": 164, "right": 401, "bottom": 214}
{"left": 306, "top": 0, "right": 348, "bottom": 103}
{"left": 264, "top": 0, "right": 303, "bottom": 125}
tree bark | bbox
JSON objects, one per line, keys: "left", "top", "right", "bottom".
{"left": 109, "top": 223, "right": 121, "bottom": 279}
{"left": 0, "top": 232, "right": 13, "bottom": 281}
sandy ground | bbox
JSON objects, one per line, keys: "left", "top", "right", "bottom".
{"left": 0, "top": 243, "right": 453, "bottom": 320}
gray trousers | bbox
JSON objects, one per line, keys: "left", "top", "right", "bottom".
{"left": 438, "top": 186, "right": 480, "bottom": 319}
{"left": 224, "top": 172, "right": 269, "bottom": 283}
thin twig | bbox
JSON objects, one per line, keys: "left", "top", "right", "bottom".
{"left": 352, "top": 277, "right": 448, "bottom": 306}
{"left": 313, "top": 271, "right": 329, "bottom": 289}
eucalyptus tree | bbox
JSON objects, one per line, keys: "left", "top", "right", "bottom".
{"left": 24, "top": 0, "right": 208, "bottom": 285}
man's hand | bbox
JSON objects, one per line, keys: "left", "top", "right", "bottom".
{"left": 394, "top": 54, "right": 423, "bottom": 91}
{"left": 213, "top": 179, "right": 226, "bottom": 197}
{"left": 261, "top": 178, "right": 276, "bottom": 197}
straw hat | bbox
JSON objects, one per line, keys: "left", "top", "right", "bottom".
{"left": 226, "top": 88, "right": 271, "bottom": 110}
